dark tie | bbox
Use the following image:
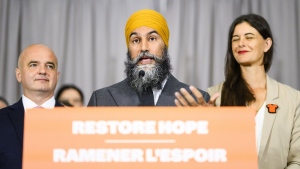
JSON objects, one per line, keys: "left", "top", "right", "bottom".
{"left": 139, "top": 87, "right": 154, "bottom": 106}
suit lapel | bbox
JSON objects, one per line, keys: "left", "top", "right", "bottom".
{"left": 156, "top": 75, "right": 181, "bottom": 106}
{"left": 109, "top": 79, "right": 140, "bottom": 106}
{"left": 55, "top": 101, "right": 64, "bottom": 107}
{"left": 107, "top": 76, "right": 186, "bottom": 106}
{"left": 259, "top": 76, "right": 279, "bottom": 161}
{"left": 7, "top": 98, "right": 25, "bottom": 145}
{"left": 6, "top": 99, "right": 63, "bottom": 146}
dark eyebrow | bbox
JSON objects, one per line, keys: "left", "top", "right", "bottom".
{"left": 148, "top": 30, "right": 159, "bottom": 35}
{"left": 245, "top": 33, "right": 255, "bottom": 36}
{"left": 129, "top": 30, "right": 159, "bottom": 38}
{"left": 232, "top": 32, "right": 255, "bottom": 38}
{"left": 27, "top": 60, "right": 56, "bottom": 68}
{"left": 129, "top": 32, "right": 138, "bottom": 38}
{"left": 27, "top": 60, "right": 38, "bottom": 66}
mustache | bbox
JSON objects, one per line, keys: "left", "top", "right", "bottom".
{"left": 124, "top": 47, "right": 172, "bottom": 94}
{"left": 129, "top": 51, "right": 163, "bottom": 65}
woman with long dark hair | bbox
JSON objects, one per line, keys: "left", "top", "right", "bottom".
{"left": 175, "top": 14, "right": 300, "bottom": 169}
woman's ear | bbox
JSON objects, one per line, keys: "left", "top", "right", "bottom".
{"left": 264, "top": 37, "right": 272, "bottom": 52}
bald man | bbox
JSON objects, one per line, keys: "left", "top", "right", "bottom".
{"left": 88, "top": 9, "right": 210, "bottom": 106}
{"left": 0, "top": 44, "right": 63, "bottom": 169}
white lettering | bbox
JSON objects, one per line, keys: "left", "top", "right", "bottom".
{"left": 145, "top": 149, "right": 157, "bottom": 162}
{"left": 72, "top": 120, "right": 157, "bottom": 135}
{"left": 53, "top": 149, "right": 66, "bottom": 162}
{"left": 95, "top": 120, "right": 108, "bottom": 134}
{"left": 72, "top": 121, "right": 85, "bottom": 134}
{"left": 158, "top": 120, "right": 209, "bottom": 134}
{"left": 53, "top": 148, "right": 144, "bottom": 162}
{"left": 53, "top": 148, "right": 227, "bottom": 163}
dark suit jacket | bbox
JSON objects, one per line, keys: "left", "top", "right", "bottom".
{"left": 88, "top": 74, "right": 210, "bottom": 106}
{"left": 0, "top": 98, "right": 63, "bottom": 169}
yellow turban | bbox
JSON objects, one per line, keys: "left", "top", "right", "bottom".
{"left": 125, "top": 9, "right": 169, "bottom": 47}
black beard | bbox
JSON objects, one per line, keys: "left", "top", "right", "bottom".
{"left": 124, "top": 48, "right": 172, "bottom": 94}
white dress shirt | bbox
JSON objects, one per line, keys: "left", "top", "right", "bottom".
{"left": 22, "top": 95, "right": 56, "bottom": 111}
{"left": 152, "top": 78, "right": 168, "bottom": 105}
{"left": 255, "top": 101, "right": 266, "bottom": 154}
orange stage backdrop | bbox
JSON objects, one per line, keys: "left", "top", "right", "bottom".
{"left": 23, "top": 107, "right": 257, "bottom": 169}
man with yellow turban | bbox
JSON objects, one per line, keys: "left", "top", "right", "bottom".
{"left": 88, "top": 9, "right": 209, "bottom": 106}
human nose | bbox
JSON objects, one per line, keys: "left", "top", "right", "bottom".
{"left": 238, "top": 38, "right": 246, "bottom": 47}
{"left": 141, "top": 39, "right": 149, "bottom": 52}
{"left": 38, "top": 65, "right": 46, "bottom": 75}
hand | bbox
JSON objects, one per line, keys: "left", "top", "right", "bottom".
{"left": 174, "top": 86, "right": 220, "bottom": 107}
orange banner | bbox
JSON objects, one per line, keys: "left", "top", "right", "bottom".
{"left": 23, "top": 107, "right": 257, "bottom": 169}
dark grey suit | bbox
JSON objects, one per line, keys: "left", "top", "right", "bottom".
{"left": 88, "top": 75, "right": 210, "bottom": 106}
{"left": 0, "top": 98, "right": 63, "bottom": 169}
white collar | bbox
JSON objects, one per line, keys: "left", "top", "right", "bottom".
{"left": 22, "top": 95, "right": 56, "bottom": 110}
{"left": 152, "top": 76, "right": 168, "bottom": 105}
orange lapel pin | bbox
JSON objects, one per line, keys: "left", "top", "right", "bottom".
{"left": 266, "top": 104, "right": 278, "bottom": 113}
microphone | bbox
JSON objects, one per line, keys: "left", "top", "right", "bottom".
{"left": 139, "top": 70, "right": 145, "bottom": 78}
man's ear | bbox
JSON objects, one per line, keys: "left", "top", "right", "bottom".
{"left": 264, "top": 37, "right": 272, "bottom": 52}
{"left": 57, "top": 71, "right": 60, "bottom": 81}
{"left": 15, "top": 68, "right": 21, "bottom": 83}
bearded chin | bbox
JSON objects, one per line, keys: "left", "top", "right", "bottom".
{"left": 124, "top": 48, "right": 172, "bottom": 94}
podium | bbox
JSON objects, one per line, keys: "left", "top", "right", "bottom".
{"left": 23, "top": 107, "right": 257, "bottom": 169}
